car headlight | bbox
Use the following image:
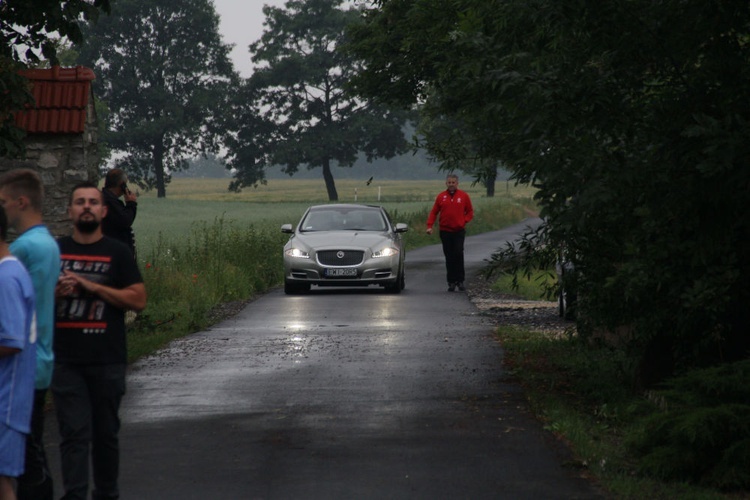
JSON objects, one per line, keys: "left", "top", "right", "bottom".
{"left": 285, "top": 248, "right": 310, "bottom": 259}
{"left": 372, "top": 247, "right": 399, "bottom": 258}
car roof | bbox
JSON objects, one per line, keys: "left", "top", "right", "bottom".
{"left": 307, "top": 204, "right": 382, "bottom": 212}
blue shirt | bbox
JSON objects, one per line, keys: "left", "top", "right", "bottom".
{"left": 0, "top": 256, "right": 36, "bottom": 433}
{"left": 10, "top": 225, "right": 60, "bottom": 389}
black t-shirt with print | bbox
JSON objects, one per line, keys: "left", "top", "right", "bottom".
{"left": 55, "top": 236, "right": 143, "bottom": 365}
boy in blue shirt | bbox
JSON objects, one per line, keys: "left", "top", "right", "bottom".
{"left": 0, "top": 204, "right": 37, "bottom": 499}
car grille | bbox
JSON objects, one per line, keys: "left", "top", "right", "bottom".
{"left": 317, "top": 250, "right": 364, "bottom": 266}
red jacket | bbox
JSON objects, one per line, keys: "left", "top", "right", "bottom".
{"left": 427, "top": 189, "right": 474, "bottom": 232}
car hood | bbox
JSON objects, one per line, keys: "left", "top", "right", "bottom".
{"left": 294, "top": 231, "right": 395, "bottom": 249}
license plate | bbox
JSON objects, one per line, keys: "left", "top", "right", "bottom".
{"left": 325, "top": 268, "right": 357, "bottom": 277}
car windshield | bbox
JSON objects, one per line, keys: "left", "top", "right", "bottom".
{"left": 300, "top": 209, "right": 386, "bottom": 232}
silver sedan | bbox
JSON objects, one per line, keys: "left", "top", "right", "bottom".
{"left": 281, "top": 204, "right": 408, "bottom": 294}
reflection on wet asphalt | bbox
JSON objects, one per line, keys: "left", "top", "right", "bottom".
{"left": 47, "top": 220, "right": 604, "bottom": 499}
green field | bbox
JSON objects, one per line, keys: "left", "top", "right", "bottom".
{"left": 132, "top": 178, "right": 537, "bottom": 257}
{"left": 137, "top": 177, "right": 533, "bottom": 202}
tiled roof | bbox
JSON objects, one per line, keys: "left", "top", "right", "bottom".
{"left": 14, "top": 66, "right": 96, "bottom": 134}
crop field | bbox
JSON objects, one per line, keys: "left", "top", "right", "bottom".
{"left": 132, "top": 178, "right": 537, "bottom": 257}
{"left": 138, "top": 177, "right": 534, "bottom": 203}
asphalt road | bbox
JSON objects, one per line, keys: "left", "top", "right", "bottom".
{"left": 45, "top": 218, "right": 604, "bottom": 499}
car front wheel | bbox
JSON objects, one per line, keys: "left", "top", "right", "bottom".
{"left": 385, "top": 269, "right": 405, "bottom": 294}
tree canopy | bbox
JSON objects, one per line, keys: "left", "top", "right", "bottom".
{"left": 348, "top": 0, "right": 750, "bottom": 385}
{"left": 224, "top": 0, "right": 412, "bottom": 201}
{"left": 0, "top": 0, "right": 110, "bottom": 157}
{"left": 76, "top": 0, "right": 236, "bottom": 197}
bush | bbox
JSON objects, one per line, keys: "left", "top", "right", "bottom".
{"left": 626, "top": 360, "right": 750, "bottom": 491}
{"left": 128, "top": 217, "right": 288, "bottom": 358}
{"left": 497, "top": 322, "right": 748, "bottom": 498}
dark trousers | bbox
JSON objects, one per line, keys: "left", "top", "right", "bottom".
{"left": 51, "top": 363, "right": 126, "bottom": 500}
{"left": 17, "top": 389, "right": 54, "bottom": 500}
{"left": 439, "top": 229, "right": 466, "bottom": 284}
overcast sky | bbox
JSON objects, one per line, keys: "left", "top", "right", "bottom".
{"left": 212, "top": 0, "right": 288, "bottom": 78}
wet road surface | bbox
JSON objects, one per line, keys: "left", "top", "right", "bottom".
{"left": 45, "top": 219, "right": 604, "bottom": 499}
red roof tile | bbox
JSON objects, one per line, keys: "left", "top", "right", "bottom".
{"left": 14, "top": 66, "right": 96, "bottom": 134}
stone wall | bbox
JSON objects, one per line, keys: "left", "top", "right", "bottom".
{"left": 0, "top": 92, "right": 98, "bottom": 238}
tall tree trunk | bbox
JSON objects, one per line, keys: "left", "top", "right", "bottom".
{"left": 154, "top": 140, "right": 166, "bottom": 198}
{"left": 322, "top": 158, "right": 338, "bottom": 201}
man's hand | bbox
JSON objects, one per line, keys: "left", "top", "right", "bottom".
{"left": 124, "top": 190, "right": 138, "bottom": 203}
{"left": 58, "top": 270, "right": 147, "bottom": 312}
{"left": 56, "top": 272, "right": 80, "bottom": 298}
{"left": 426, "top": 227, "right": 433, "bottom": 235}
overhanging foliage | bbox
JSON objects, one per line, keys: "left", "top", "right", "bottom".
{"left": 348, "top": 0, "right": 750, "bottom": 384}
{"left": 0, "top": 0, "right": 110, "bottom": 157}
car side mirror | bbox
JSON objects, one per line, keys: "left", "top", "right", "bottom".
{"left": 281, "top": 224, "right": 293, "bottom": 234}
{"left": 394, "top": 223, "right": 408, "bottom": 233}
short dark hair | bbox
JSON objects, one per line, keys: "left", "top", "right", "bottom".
{"left": 0, "top": 204, "right": 7, "bottom": 241}
{"left": 0, "top": 168, "right": 44, "bottom": 211}
{"left": 69, "top": 181, "right": 102, "bottom": 205}
{"left": 104, "top": 168, "right": 127, "bottom": 189}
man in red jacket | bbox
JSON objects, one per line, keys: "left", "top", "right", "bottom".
{"left": 426, "top": 174, "right": 474, "bottom": 291}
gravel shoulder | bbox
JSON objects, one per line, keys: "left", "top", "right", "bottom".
{"left": 465, "top": 274, "right": 576, "bottom": 338}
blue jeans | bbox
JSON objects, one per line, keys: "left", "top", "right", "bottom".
{"left": 51, "top": 363, "right": 126, "bottom": 500}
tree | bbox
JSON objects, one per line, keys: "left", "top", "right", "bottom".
{"left": 76, "top": 0, "right": 236, "bottom": 197}
{"left": 349, "top": 0, "right": 750, "bottom": 385}
{"left": 173, "top": 154, "right": 231, "bottom": 179}
{"left": 415, "top": 112, "right": 502, "bottom": 197}
{"left": 0, "top": 0, "right": 110, "bottom": 157}
{"left": 224, "top": 0, "right": 412, "bottom": 201}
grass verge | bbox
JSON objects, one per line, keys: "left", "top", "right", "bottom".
{"left": 495, "top": 305, "right": 747, "bottom": 498}
{"left": 490, "top": 267, "right": 558, "bottom": 301}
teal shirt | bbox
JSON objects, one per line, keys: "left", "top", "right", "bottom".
{"left": 10, "top": 225, "right": 61, "bottom": 390}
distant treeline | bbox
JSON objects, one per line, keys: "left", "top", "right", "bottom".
{"left": 176, "top": 150, "right": 512, "bottom": 182}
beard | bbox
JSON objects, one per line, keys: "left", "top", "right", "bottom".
{"left": 75, "top": 218, "right": 100, "bottom": 234}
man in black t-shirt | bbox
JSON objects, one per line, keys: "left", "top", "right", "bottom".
{"left": 53, "top": 181, "right": 146, "bottom": 500}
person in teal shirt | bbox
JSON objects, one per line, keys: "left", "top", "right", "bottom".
{"left": 0, "top": 169, "right": 60, "bottom": 500}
